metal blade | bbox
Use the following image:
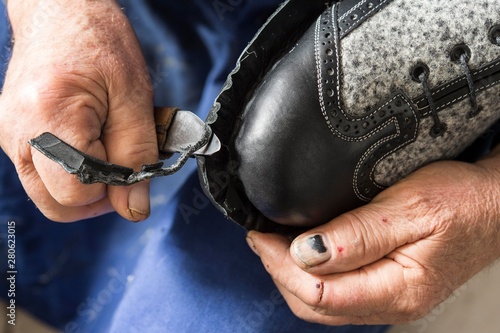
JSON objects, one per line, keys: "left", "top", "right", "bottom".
{"left": 163, "top": 110, "right": 221, "bottom": 156}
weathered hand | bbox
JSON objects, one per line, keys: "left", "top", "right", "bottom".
{"left": 247, "top": 149, "right": 500, "bottom": 325}
{"left": 0, "top": 0, "right": 157, "bottom": 222}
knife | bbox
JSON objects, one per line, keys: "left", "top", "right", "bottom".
{"left": 29, "top": 107, "right": 221, "bottom": 186}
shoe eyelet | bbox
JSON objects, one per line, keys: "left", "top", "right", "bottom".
{"left": 467, "top": 106, "right": 483, "bottom": 119}
{"left": 449, "top": 44, "right": 472, "bottom": 63}
{"left": 489, "top": 25, "right": 500, "bottom": 45}
{"left": 410, "top": 63, "right": 430, "bottom": 83}
{"left": 429, "top": 123, "right": 447, "bottom": 138}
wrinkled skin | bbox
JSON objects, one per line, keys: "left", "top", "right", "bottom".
{"left": 248, "top": 148, "right": 500, "bottom": 325}
{"left": 0, "top": 0, "right": 158, "bottom": 222}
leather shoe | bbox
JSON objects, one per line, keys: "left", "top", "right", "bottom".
{"left": 197, "top": 0, "right": 500, "bottom": 232}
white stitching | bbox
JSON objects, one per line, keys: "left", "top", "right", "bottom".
{"left": 352, "top": 120, "right": 398, "bottom": 200}
{"left": 315, "top": 5, "right": 420, "bottom": 201}
{"left": 353, "top": 94, "right": 418, "bottom": 201}
{"left": 419, "top": 78, "right": 500, "bottom": 116}
{"left": 318, "top": 5, "right": 414, "bottom": 142}
{"left": 342, "top": 0, "right": 390, "bottom": 36}
{"left": 339, "top": 0, "right": 367, "bottom": 21}
{"left": 317, "top": 2, "right": 498, "bottom": 201}
{"left": 416, "top": 62, "right": 500, "bottom": 105}
{"left": 315, "top": 15, "right": 334, "bottom": 132}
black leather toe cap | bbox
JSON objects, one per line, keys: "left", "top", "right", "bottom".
{"left": 233, "top": 24, "right": 352, "bottom": 226}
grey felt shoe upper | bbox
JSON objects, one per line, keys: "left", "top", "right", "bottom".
{"left": 198, "top": 0, "right": 500, "bottom": 233}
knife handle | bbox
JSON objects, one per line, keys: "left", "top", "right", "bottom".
{"left": 154, "top": 107, "right": 179, "bottom": 159}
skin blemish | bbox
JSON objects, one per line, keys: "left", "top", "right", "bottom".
{"left": 337, "top": 246, "right": 345, "bottom": 253}
{"left": 382, "top": 218, "right": 388, "bottom": 223}
{"left": 307, "top": 235, "right": 328, "bottom": 254}
{"left": 316, "top": 281, "right": 324, "bottom": 303}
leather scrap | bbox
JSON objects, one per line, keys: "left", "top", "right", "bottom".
{"left": 155, "top": 106, "right": 179, "bottom": 159}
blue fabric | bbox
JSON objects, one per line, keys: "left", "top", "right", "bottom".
{"left": 0, "top": 1, "right": 391, "bottom": 332}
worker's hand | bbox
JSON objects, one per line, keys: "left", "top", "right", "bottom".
{"left": 247, "top": 148, "right": 500, "bottom": 325}
{"left": 0, "top": 0, "right": 157, "bottom": 222}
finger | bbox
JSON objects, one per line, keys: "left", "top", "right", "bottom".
{"left": 104, "top": 73, "right": 157, "bottom": 222}
{"left": 273, "top": 280, "right": 366, "bottom": 326}
{"left": 16, "top": 87, "right": 109, "bottom": 209}
{"left": 31, "top": 133, "right": 107, "bottom": 207}
{"left": 289, "top": 195, "right": 433, "bottom": 275}
{"left": 249, "top": 231, "right": 415, "bottom": 321}
{"left": 17, "top": 160, "right": 114, "bottom": 222}
{"left": 248, "top": 231, "right": 330, "bottom": 309}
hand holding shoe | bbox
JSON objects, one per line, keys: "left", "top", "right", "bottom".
{"left": 247, "top": 150, "right": 500, "bottom": 325}
{"left": 200, "top": 0, "right": 500, "bottom": 231}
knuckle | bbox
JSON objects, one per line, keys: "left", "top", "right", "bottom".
{"left": 400, "top": 187, "right": 433, "bottom": 212}
{"left": 275, "top": 273, "right": 325, "bottom": 311}
{"left": 16, "top": 77, "right": 63, "bottom": 109}
{"left": 401, "top": 188, "right": 452, "bottom": 230}
{"left": 335, "top": 210, "right": 381, "bottom": 260}
{"left": 307, "top": 281, "right": 343, "bottom": 315}
{"left": 380, "top": 185, "right": 451, "bottom": 233}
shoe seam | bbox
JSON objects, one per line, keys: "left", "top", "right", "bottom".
{"left": 316, "top": 5, "right": 417, "bottom": 142}
{"left": 416, "top": 62, "right": 499, "bottom": 103}
{"left": 340, "top": 0, "right": 391, "bottom": 36}
{"left": 420, "top": 78, "right": 500, "bottom": 116}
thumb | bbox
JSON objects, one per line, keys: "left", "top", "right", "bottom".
{"left": 103, "top": 90, "right": 158, "bottom": 222}
{"left": 289, "top": 195, "right": 430, "bottom": 275}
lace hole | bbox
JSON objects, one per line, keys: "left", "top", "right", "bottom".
{"left": 410, "top": 63, "right": 430, "bottom": 83}
{"left": 429, "top": 123, "right": 447, "bottom": 138}
{"left": 489, "top": 25, "right": 500, "bottom": 45}
{"left": 467, "top": 106, "right": 483, "bottom": 119}
{"left": 449, "top": 44, "right": 472, "bottom": 63}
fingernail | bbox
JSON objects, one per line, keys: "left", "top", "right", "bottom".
{"left": 128, "top": 182, "right": 151, "bottom": 222}
{"left": 292, "top": 234, "right": 331, "bottom": 267}
{"left": 246, "top": 231, "right": 260, "bottom": 256}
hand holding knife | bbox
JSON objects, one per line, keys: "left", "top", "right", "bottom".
{"left": 29, "top": 107, "right": 221, "bottom": 186}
